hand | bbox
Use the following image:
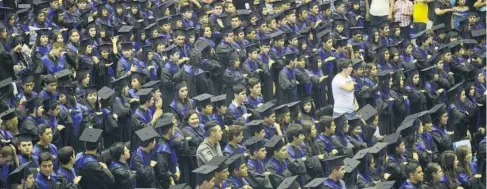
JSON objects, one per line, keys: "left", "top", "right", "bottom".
{"left": 331, "top": 149, "right": 338, "bottom": 155}
{"left": 111, "top": 36, "right": 119, "bottom": 42}
{"left": 356, "top": 15, "right": 362, "bottom": 20}
{"left": 449, "top": 72, "right": 454, "bottom": 76}
{"left": 413, "top": 152, "right": 419, "bottom": 161}
{"left": 185, "top": 137, "right": 192, "bottom": 140}
{"left": 301, "top": 157, "right": 308, "bottom": 161}
{"left": 154, "top": 109, "right": 163, "bottom": 119}
{"left": 57, "top": 125, "right": 65, "bottom": 131}
{"left": 403, "top": 96, "right": 408, "bottom": 100}
{"left": 354, "top": 102, "right": 359, "bottom": 111}
{"left": 129, "top": 98, "right": 139, "bottom": 103}
{"left": 384, "top": 173, "right": 391, "bottom": 180}
{"left": 466, "top": 130, "right": 472, "bottom": 140}
{"left": 147, "top": 65, "right": 155, "bottom": 70}
{"left": 100, "top": 162, "right": 108, "bottom": 169}
{"left": 74, "top": 176, "right": 82, "bottom": 184}
{"left": 318, "top": 154, "right": 325, "bottom": 160}
{"left": 325, "top": 56, "right": 336, "bottom": 62}
{"left": 474, "top": 174, "right": 482, "bottom": 178}
{"left": 113, "top": 114, "right": 118, "bottom": 121}
{"left": 155, "top": 99, "right": 163, "bottom": 109}
{"left": 437, "top": 88, "right": 444, "bottom": 94}
{"left": 479, "top": 127, "right": 485, "bottom": 135}
{"left": 92, "top": 56, "right": 99, "bottom": 64}
{"left": 388, "top": 97, "right": 395, "bottom": 102}
{"left": 19, "top": 97, "right": 26, "bottom": 105}
{"left": 169, "top": 177, "right": 175, "bottom": 186}
{"left": 105, "top": 62, "right": 113, "bottom": 67}
{"left": 257, "top": 103, "right": 263, "bottom": 108}
{"left": 319, "top": 76, "right": 328, "bottom": 83}
{"left": 447, "top": 131, "right": 454, "bottom": 135}
{"left": 150, "top": 160, "right": 157, "bottom": 167}
{"left": 421, "top": 90, "right": 426, "bottom": 93}
{"left": 130, "top": 64, "right": 137, "bottom": 72}
{"left": 243, "top": 113, "right": 252, "bottom": 119}
{"left": 387, "top": 13, "right": 393, "bottom": 20}
{"left": 427, "top": 55, "right": 432, "bottom": 59}
{"left": 256, "top": 68, "right": 263, "bottom": 73}
{"left": 242, "top": 185, "right": 253, "bottom": 189}
{"left": 263, "top": 172, "right": 271, "bottom": 176}
{"left": 174, "top": 171, "right": 181, "bottom": 181}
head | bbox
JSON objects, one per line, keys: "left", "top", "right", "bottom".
{"left": 178, "top": 86, "right": 188, "bottom": 100}
{"left": 319, "top": 116, "right": 336, "bottom": 134}
{"left": 58, "top": 146, "right": 75, "bottom": 166}
{"left": 228, "top": 125, "right": 244, "bottom": 144}
{"left": 330, "top": 165, "right": 345, "bottom": 179}
{"left": 38, "top": 153, "right": 54, "bottom": 176}
{"left": 38, "top": 124, "right": 53, "bottom": 144}
{"left": 50, "top": 42, "right": 65, "bottom": 57}
{"left": 233, "top": 84, "right": 247, "bottom": 103}
{"left": 206, "top": 121, "right": 223, "bottom": 142}
{"left": 185, "top": 110, "right": 200, "bottom": 127}
{"left": 338, "top": 59, "right": 353, "bottom": 76}
{"left": 405, "top": 162, "right": 424, "bottom": 183}
{"left": 424, "top": 163, "right": 444, "bottom": 182}
{"left": 110, "top": 142, "right": 131, "bottom": 162}
{"left": 18, "top": 139, "right": 33, "bottom": 155}
{"left": 287, "top": 124, "right": 305, "bottom": 145}
{"left": 247, "top": 78, "right": 261, "bottom": 96}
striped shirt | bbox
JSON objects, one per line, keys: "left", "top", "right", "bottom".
{"left": 394, "top": 0, "right": 414, "bottom": 27}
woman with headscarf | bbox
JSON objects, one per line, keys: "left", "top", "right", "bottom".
{"left": 404, "top": 69, "right": 428, "bottom": 114}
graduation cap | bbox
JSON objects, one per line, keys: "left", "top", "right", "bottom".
{"left": 226, "top": 153, "right": 245, "bottom": 172}
{"left": 265, "top": 135, "right": 285, "bottom": 149}
{"left": 135, "top": 88, "right": 153, "bottom": 102}
{"left": 195, "top": 40, "right": 210, "bottom": 52}
{"left": 135, "top": 126, "right": 159, "bottom": 142}
{"left": 471, "top": 29, "right": 486, "bottom": 38}
{"left": 35, "top": 28, "right": 50, "bottom": 37}
{"left": 193, "top": 93, "right": 214, "bottom": 108}
{"left": 180, "top": 5, "right": 193, "bottom": 13}
{"left": 277, "top": 175, "right": 299, "bottom": 189}
{"left": 383, "top": 132, "right": 400, "bottom": 145}
{"left": 120, "top": 42, "right": 134, "bottom": 50}
{"left": 245, "top": 44, "right": 260, "bottom": 54}
{"left": 42, "top": 97, "right": 58, "bottom": 110}
{"left": 141, "top": 80, "right": 160, "bottom": 90}
{"left": 162, "top": 44, "right": 178, "bottom": 55}
{"left": 317, "top": 29, "right": 331, "bottom": 40}
{"left": 144, "top": 23, "right": 158, "bottom": 35}
{"left": 304, "top": 178, "right": 327, "bottom": 189}
{"left": 0, "top": 108, "right": 16, "bottom": 121}
{"left": 368, "top": 142, "right": 388, "bottom": 154}
{"left": 274, "top": 104, "right": 290, "bottom": 115}
{"left": 246, "top": 120, "right": 265, "bottom": 135}
{"left": 98, "top": 43, "right": 112, "bottom": 52}
{"left": 97, "top": 86, "right": 115, "bottom": 100}
{"left": 16, "top": 8, "right": 30, "bottom": 20}
{"left": 20, "top": 71, "right": 35, "bottom": 84}
{"left": 344, "top": 158, "right": 360, "bottom": 173}
{"left": 54, "top": 69, "right": 73, "bottom": 82}
{"left": 447, "top": 81, "right": 464, "bottom": 100}
{"left": 117, "top": 25, "right": 134, "bottom": 39}
{"left": 284, "top": 51, "right": 298, "bottom": 61}
{"left": 325, "top": 155, "right": 346, "bottom": 171}
{"left": 352, "top": 59, "right": 364, "bottom": 69}
{"left": 449, "top": 40, "right": 463, "bottom": 52}
{"left": 110, "top": 75, "right": 129, "bottom": 89}
{"left": 432, "top": 23, "right": 446, "bottom": 33}
{"left": 334, "top": 38, "right": 348, "bottom": 47}
{"left": 211, "top": 94, "right": 226, "bottom": 108}
{"left": 193, "top": 165, "right": 218, "bottom": 184}
{"left": 350, "top": 26, "right": 364, "bottom": 36}
{"left": 364, "top": 181, "right": 396, "bottom": 189}
{"left": 333, "top": 18, "right": 347, "bottom": 27}
{"left": 353, "top": 148, "right": 369, "bottom": 160}
{"left": 429, "top": 103, "right": 447, "bottom": 119}
{"left": 155, "top": 114, "right": 174, "bottom": 130}
{"left": 243, "top": 136, "right": 266, "bottom": 153}
{"left": 25, "top": 97, "right": 39, "bottom": 112}
{"left": 157, "top": 16, "right": 172, "bottom": 26}
{"left": 8, "top": 161, "right": 33, "bottom": 184}
{"left": 256, "top": 102, "right": 274, "bottom": 117}
{"left": 448, "top": 29, "right": 460, "bottom": 39}
{"left": 131, "top": 71, "right": 148, "bottom": 83}
{"left": 269, "top": 30, "right": 286, "bottom": 41}
{"left": 33, "top": 1, "right": 50, "bottom": 14}
{"left": 79, "top": 128, "right": 103, "bottom": 143}
{"left": 320, "top": 2, "right": 331, "bottom": 10}
{"left": 207, "top": 156, "right": 228, "bottom": 171}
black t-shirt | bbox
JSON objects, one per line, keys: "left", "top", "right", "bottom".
{"left": 434, "top": 1, "right": 452, "bottom": 29}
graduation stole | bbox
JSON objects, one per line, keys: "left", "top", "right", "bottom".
{"left": 269, "top": 157, "right": 288, "bottom": 175}
{"left": 155, "top": 140, "right": 178, "bottom": 166}
{"left": 248, "top": 159, "right": 265, "bottom": 174}
{"left": 421, "top": 133, "right": 434, "bottom": 150}
{"left": 35, "top": 173, "right": 57, "bottom": 189}
{"left": 132, "top": 147, "right": 153, "bottom": 166}
{"left": 228, "top": 176, "right": 244, "bottom": 188}
{"left": 318, "top": 134, "right": 333, "bottom": 152}
{"left": 318, "top": 48, "right": 336, "bottom": 75}
{"left": 324, "top": 178, "right": 343, "bottom": 189}
{"left": 134, "top": 108, "right": 151, "bottom": 123}
{"left": 75, "top": 154, "right": 97, "bottom": 170}
{"left": 109, "top": 161, "right": 124, "bottom": 169}
{"left": 57, "top": 167, "right": 76, "bottom": 184}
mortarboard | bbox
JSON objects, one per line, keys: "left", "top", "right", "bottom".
{"left": 130, "top": 71, "right": 147, "bottom": 84}
{"left": 157, "top": 16, "right": 172, "bottom": 25}
{"left": 207, "top": 156, "right": 228, "bottom": 171}
{"left": 193, "top": 93, "right": 214, "bottom": 108}
{"left": 304, "top": 178, "right": 327, "bottom": 188}
{"left": 135, "top": 88, "right": 153, "bottom": 102}
{"left": 320, "top": 2, "right": 331, "bottom": 10}
{"left": 429, "top": 103, "right": 447, "bottom": 118}
{"left": 243, "top": 136, "right": 265, "bottom": 153}
{"left": 8, "top": 161, "right": 33, "bottom": 184}
{"left": 193, "top": 165, "right": 218, "bottom": 184}
{"left": 180, "top": 5, "right": 193, "bottom": 13}
{"left": 120, "top": 42, "right": 134, "bottom": 50}
{"left": 117, "top": 25, "right": 134, "bottom": 39}
{"left": 334, "top": 38, "right": 348, "bottom": 47}
{"left": 97, "top": 86, "right": 115, "bottom": 100}
{"left": 269, "top": 30, "right": 286, "bottom": 41}
{"left": 25, "top": 97, "right": 39, "bottom": 112}
{"left": 162, "top": 44, "right": 178, "bottom": 54}
{"left": 195, "top": 39, "right": 210, "bottom": 52}
{"left": 274, "top": 104, "right": 290, "bottom": 115}
{"left": 390, "top": 22, "right": 401, "bottom": 29}
{"left": 325, "top": 155, "right": 346, "bottom": 171}
{"left": 344, "top": 158, "right": 360, "bottom": 173}
{"left": 135, "top": 126, "right": 159, "bottom": 142}
{"left": 350, "top": 26, "right": 364, "bottom": 36}
{"left": 144, "top": 23, "right": 158, "bottom": 34}
{"left": 284, "top": 51, "right": 298, "bottom": 61}
{"left": 245, "top": 44, "right": 260, "bottom": 53}
{"left": 0, "top": 109, "right": 16, "bottom": 121}
{"left": 232, "top": 26, "right": 243, "bottom": 35}
{"left": 300, "top": 94, "right": 313, "bottom": 104}
{"left": 353, "top": 148, "right": 369, "bottom": 160}
{"left": 471, "top": 29, "right": 486, "bottom": 38}
{"left": 384, "top": 132, "right": 400, "bottom": 144}
{"left": 334, "top": 0, "right": 345, "bottom": 6}
{"left": 447, "top": 82, "right": 464, "bottom": 100}
{"left": 449, "top": 40, "right": 463, "bottom": 52}
{"left": 155, "top": 114, "right": 174, "bottom": 129}
{"left": 448, "top": 29, "right": 460, "bottom": 38}
{"left": 20, "top": 72, "right": 35, "bottom": 84}
{"left": 432, "top": 23, "right": 446, "bottom": 33}
{"left": 17, "top": 133, "right": 33, "bottom": 142}
{"left": 333, "top": 18, "right": 347, "bottom": 27}
{"left": 0, "top": 77, "right": 12, "bottom": 89}
{"left": 352, "top": 59, "right": 364, "bottom": 69}
{"left": 226, "top": 154, "right": 244, "bottom": 171}
{"left": 246, "top": 120, "right": 265, "bottom": 135}
{"left": 211, "top": 94, "right": 226, "bottom": 108}
{"left": 16, "top": 8, "right": 30, "bottom": 20}
{"left": 317, "top": 29, "right": 331, "bottom": 40}
{"left": 35, "top": 28, "right": 50, "bottom": 37}
{"left": 42, "top": 98, "right": 58, "bottom": 110}
{"left": 364, "top": 181, "right": 396, "bottom": 189}
{"left": 265, "top": 135, "right": 285, "bottom": 150}
{"left": 368, "top": 142, "right": 388, "bottom": 154}
{"left": 54, "top": 69, "right": 73, "bottom": 82}
{"left": 277, "top": 176, "right": 299, "bottom": 189}
{"left": 110, "top": 75, "right": 129, "bottom": 88}
{"left": 79, "top": 128, "right": 103, "bottom": 143}
{"left": 33, "top": 1, "right": 50, "bottom": 14}
{"left": 142, "top": 80, "right": 160, "bottom": 89}
{"left": 98, "top": 43, "right": 112, "bottom": 52}
{"left": 257, "top": 102, "right": 274, "bottom": 117}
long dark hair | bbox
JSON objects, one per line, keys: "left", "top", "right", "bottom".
{"left": 439, "top": 151, "right": 459, "bottom": 188}
{"left": 456, "top": 145, "right": 473, "bottom": 177}
{"left": 424, "top": 162, "right": 441, "bottom": 183}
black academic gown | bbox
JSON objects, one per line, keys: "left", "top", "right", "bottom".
{"left": 76, "top": 154, "right": 115, "bottom": 189}
{"left": 100, "top": 107, "right": 119, "bottom": 149}
{"left": 153, "top": 138, "right": 178, "bottom": 189}
{"left": 108, "top": 161, "right": 136, "bottom": 189}
{"left": 112, "top": 95, "right": 131, "bottom": 143}
{"left": 277, "top": 67, "right": 297, "bottom": 105}
{"left": 265, "top": 157, "right": 300, "bottom": 189}
{"left": 160, "top": 62, "right": 185, "bottom": 113}
{"left": 130, "top": 147, "right": 158, "bottom": 188}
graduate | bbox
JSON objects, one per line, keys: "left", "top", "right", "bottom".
{"left": 130, "top": 126, "right": 159, "bottom": 188}
{"left": 32, "top": 124, "right": 57, "bottom": 170}
{"left": 323, "top": 156, "right": 347, "bottom": 189}
{"left": 399, "top": 161, "right": 424, "bottom": 189}
{"left": 39, "top": 74, "right": 59, "bottom": 101}
{"left": 245, "top": 78, "right": 264, "bottom": 110}
{"left": 226, "top": 154, "right": 252, "bottom": 189}
{"left": 107, "top": 142, "right": 136, "bottom": 189}
{"left": 223, "top": 125, "right": 245, "bottom": 156}
{"left": 429, "top": 103, "right": 453, "bottom": 152}
{"left": 170, "top": 81, "right": 195, "bottom": 121}
{"left": 39, "top": 98, "right": 65, "bottom": 149}
{"left": 264, "top": 135, "right": 300, "bottom": 188}
{"left": 110, "top": 76, "right": 132, "bottom": 143}
{"left": 306, "top": 53, "right": 328, "bottom": 109}
{"left": 75, "top": 128, "right": 114, "bottom": 189}
{"left": 273, "top": 104, "right": 291, "bottom": 142}
{"left": 56, "top": 146, "right": 81, "bottom": 185}
{"left": 243, "top": 137, "right": 272, "bottom": 189}
{"left": 227, "top": 84, "right": 250, "bottom": 125}
{"left": 211, "top": 94, "right": 229, "bottom": 127}
{"left": 130, "top": 88, "right": 163, "bottom": 151}
{"left": 223, "top": 51, "right": 246, "bottom": 104}
{"left": 192, "top": 164, "right": 218, "bottom": 189}
{"left": 193, "top": 93, "right": 214, "bottom": 126}
{"left": 37, "top": 42, "right": 70, "bottom": 75}
{"left": 17, "top": 134, "right": 38, "bottom": 168}
{"left": 33, "top": 152, "right": 76, "bottom": 189}
{"left": 277, "top": 52, "right": 298, "bottom": 105}
{"left": 295, "top": 55, "right": 312, "bottom": 98}
{"left": 97, "top": 87, "right": 119, "bottom": 148}
{"left": 383, "top": 133, "right": 408, "bottom": 189}
{"left": 153, "top": 116, "right": 180, "bottom": 189}
{"left": 206, "top": 156, "right": 230, "bottom": 189}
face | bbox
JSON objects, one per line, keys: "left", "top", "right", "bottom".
{"left": 460, "top": 90, "right": 466, "bottom": 102}
{"left": 40, "top": 35, "right": 49, "bottom": 45}
{"left": 179, "top": 87, "right": 188, "bottom": 99}
{"left": 262, "top": 45, "right": 270, "bottom": 54}
{"left": 213, "top": 6, "right": 223, "bottom": 15}
{"left": 231, "top": 18, "right": 241, "bottom": 27}
{"left": 70, "top": 32, "right": 80, "bottom": 43}
{"left": 337, "top": 4, "right": 345, "bottom": 12}
{"left": 396, "top": 141, "right": 406, "bottom": 153}
{"left": 417, "top": 122, "right": 424, "bottom": 134}
{"left": 370, "top": 66, "right": 378, "bottom": 76}
{"left": 238, "top": 163, "right": 249, "bottom": 177}
{"left": 355, "top": 67, "right": 364, "bottom": 76}
{"left": 265, "top": 113, "right": 276, "bottom": 124}
{"left": 87, "top": 92, "right": 97, "bottom": 104}
{"left": 454, "top": 156, "right": 459, "bottom": 169}
{"left": 188, "top": 113, "right": 200, "bottom": 127}
{"left": 310, "top": 125, "right": 318, "bottom": 138}
{"left": 236, "top": 91, "right": 247, "bottom": 102}
{"left": 424, "top": 122, "right": 433, "bottom": 132}
{"left": 37, "top": 13, "right": 46, "bottom": 22}
{"left": 175, "top": 36, "right": 186, "bottom": 46}
{"left": 40, "top": 160, "right": 53, "bottom": 176}
{"left": 85, "top": 45, "right": 93, "bottom": 54}
{"left": 250, "top": 83, "right": 261, "bottom": 95}
{"left": 19, "top": 141, "right": 33, "bottom": 155}
{"left": 406, "top": 45, "right": 413, "bottom": 54}
{"left": 37, "top": 106, "right": 44, "bottom": 116}
{"left": 201, "top": 177, "right": 215, "bottom": 189}
{"left": 478, "top": 73, "right": 485, "bottom": 83}
{"left": 23, "top": 82, "right": 34, "bottom": 94}
{"left": 336, "top": 25, "right": 344, "bottom": 33}
{"left": 283, "top": 112, "right": 291, "bottom": 123}
{"left": 412, "top": 74, "right": 420, "bottom": 85}
{"left": 303, "top": 102, "right": 312, "bottom": 113}
{"left": 40, "top": 128, "right": 53, "bottom": 143}
{"left": 250, "top": 51, "right": 259, "bottom": 60}
{"left": 335, "top": 166, "right": 345, "bottom": 179}
{"left": 226, "top": 3, "right": 236, "bottom": 13}
{"left": 255, "top": 148, "right": 267, "bottom": 160}
{"left": 204, "top": 27, "right": 212, "bottom": 38}
{"left": 343, "top": 64, "right": 353, "bottom": 75}
{"left": 412, "top": 166, "right": 424, "bottom": 182}
{"left": 295, "top": 134, "right": 305, "bottom": 145}
{"left": 440, "top": 113, "right": 448, "bottom": 125}
{"left": 88, "top": 28, "right": 96, "bottom": 37}
{"left": 465, "top": 149, "right": 473, "bottom": 162}
{"left": 275, "top": 146, "right": 288, "bottom": 160}
{"left": 433, "top": 166, "right": 444, "bottom": 181}
{"left": 131, "top": 78, "right": 141, "bottom": 89}
{"left": 47, "top": 82, "right": 57, "bottom": 92}
{"left": 329, "top": 121, "right": 336, "bottom": 134}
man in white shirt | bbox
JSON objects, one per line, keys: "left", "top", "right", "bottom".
{"left": 331, "top": 59, "right": 359, "bottom": 118}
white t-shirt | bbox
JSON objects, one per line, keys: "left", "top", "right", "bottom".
{"left": 370, "top": 0, "right": 390, "bottom": 16}
{"left": 332, "top": 74, "right": 355, "bottom": 115}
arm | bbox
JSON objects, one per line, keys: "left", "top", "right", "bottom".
{"left": 110, "top": 167, "right": 136, "bottom": 186}
{"left": 339, "top": 81, "right": 355, "bottom": 92}
{"left": 132, "top": 155, "right": 156, "bottom": 180}
{"left": 435, "top": 2, "right": 453, "bottom": 15}
{"left": 153, "top": 152, "right": 173, "bottom": 186}
{"left": 474, "top": 0, "right": 486, "bottom": 8}
{"left": 90, "top": 162, "right": 115, "bottom": 185}
{"left": 278, "top": 70, "right": 296, "bottom": 90}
